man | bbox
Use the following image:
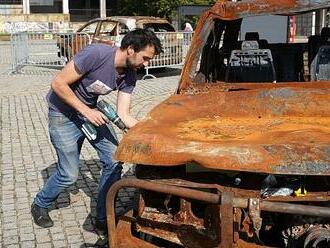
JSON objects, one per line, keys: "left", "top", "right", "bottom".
{"left": 31, "top": 29, "right": 162, "bottom": 230}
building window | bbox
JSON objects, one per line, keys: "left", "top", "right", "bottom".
{"left": 69, "top": 0, "right": 118, "bottom": 22}
{"left": 30, "top": 0, "right": 62, "bottom": 13}
{"left": 0, "top": 0, "right": 22, "bottom": 4}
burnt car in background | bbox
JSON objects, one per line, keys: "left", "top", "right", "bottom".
{"left": 57, "top": 16, "right": 181, "bottom": 64}
{"left": 106, "top": 0, "right": 330, "bottom": 247}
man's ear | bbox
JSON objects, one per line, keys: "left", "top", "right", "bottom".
{"left": 127, "top": 46, "right": 135, "bottom": 56}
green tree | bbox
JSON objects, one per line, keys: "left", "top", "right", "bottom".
{"left": 118, "top": 0, "right": 216, "bottom": 20}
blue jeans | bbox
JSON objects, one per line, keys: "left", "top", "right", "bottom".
{"left": 34, "top": 110, "right": 122, "bottom": 221}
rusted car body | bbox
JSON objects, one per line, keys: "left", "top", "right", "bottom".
{"left": 76, "top": 16, "right": 175, "bottom": 44}
{"left": 57, "top": 16, "right": 176, "bottom": 62}
{"left": 106, "top": 0, "right": 330, "bottom": 247}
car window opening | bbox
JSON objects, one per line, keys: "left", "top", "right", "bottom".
{"left": 193, "top": 18, "right": 330, "bottom": 84}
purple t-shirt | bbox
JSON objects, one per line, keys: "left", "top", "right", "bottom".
{"left": 47, "top": 43, "right": 136, "bottom": 113}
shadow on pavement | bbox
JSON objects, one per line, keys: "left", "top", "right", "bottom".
{"left": 40, "top": 160, "right": 100, "bottom": 233}
{"left": 40, "top": 160, "right": 137, "bottom": 248}
{"left": 82, "top": 236, "right": 108, "bottom": 247}
{"left": 81, "top": 166, "right": 137, "bottom": 248}
{"left": 40, "top": 160, "right": 100, "bottom": 211}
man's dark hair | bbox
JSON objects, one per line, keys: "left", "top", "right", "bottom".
{"left": 121, "top": 29, "right": 163, "bottom": 55}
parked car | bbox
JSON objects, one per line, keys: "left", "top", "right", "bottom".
{"left": 57, "top": 16, "right": 180, "bottom": 64}
{"left": 106, "top": 0, "right": 330, "bottom": 247}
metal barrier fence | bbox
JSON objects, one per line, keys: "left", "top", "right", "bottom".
{"left": 10, "top": 31, "right": 193, "bottom": 77}
{"left": 88, "top": 31, "right": 194, "bottom": 79}
{"left": 0, "top": 41, "right": 12, "bottom": 65}
{"left": 143, "top": 32, "right": 193, "bottom": 79}
{"left": 10, "top": 32, "right": 91, "bottom": 73}
{"left": 11, "top": 32, "right": 28, "bottom": 73}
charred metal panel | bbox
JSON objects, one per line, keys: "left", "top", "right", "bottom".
{"left": 111, "top": 1, "right": 330, "bottom": 247}
{"left": 177, "top": 0, "right": 330, "bottom": 91}
{"left": 210, "top": 0, "right": 330, "bottom": 20}
{"left": 107, "top": 179, "right": 330, "bottom": 247}
{"left": 116, "top": 83, "right": 330, "bottom": 175}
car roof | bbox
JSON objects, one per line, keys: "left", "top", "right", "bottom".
{"left": 78, "top": 16, "right": 172, "bottom": 32}
{"left": 111, "top": 16, "right": 171, "bottom": 27}
{"left": 110, "top": 16, "right": 169, "bottom": 22}
{"left": 209, "top": 0, "right": 330, "bottom": 20}
{"left": 80, "top": 16, "right": 170, "bottom": 25}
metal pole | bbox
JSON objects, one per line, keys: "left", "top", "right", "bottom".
{"left": 178, "top": 6, "right": 182, "bottom": 31}
{"left": 100, "top": 0, "right": 106, "bottom": 18}
{"left": 321, "top": 9, "right": 327, "bottom": 28}
{"left": 220, "top": 192, "right": 233, "bottom": 248}
{"left": 11, "top": 33, "right": 17, "bottom": 73}
{"left": 261, "top": 201, "right": 330, "bottom": 217}
{"left": 312, "top": 11, "right": 316, "bottom": 35}
{"left": 23, "top": 0, "right": 30, "bottom": 15}
{"left": 63, "top": 0, "right": 69, "bottom": 15}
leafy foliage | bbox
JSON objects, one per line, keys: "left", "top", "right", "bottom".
{"left": 117, "top": 0, "right": 216, "bottom": 20}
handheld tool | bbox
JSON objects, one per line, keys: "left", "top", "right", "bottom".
{"left": 81, "top": 100, "right": 128, "bottom": 141}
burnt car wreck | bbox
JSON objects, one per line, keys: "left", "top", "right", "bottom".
{"left": 106, "top": 0, "right": 330, "bottom": 247}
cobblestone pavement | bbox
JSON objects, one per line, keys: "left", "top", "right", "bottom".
{"left": 0, "top": 69, "right": 180, "bottom": 247}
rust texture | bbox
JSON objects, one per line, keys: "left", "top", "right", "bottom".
{"left": 116, "top": 0, "right": 330, "bottom": 175}
{"left": 111, "top": 0, "right": 330, "bottom": 246}
{"left": 178, "top": 0, "right": 330, "bottom": 91}
{"left": 116, "top": 83, "right": 330, "bottom": 175}
{"left": 210, "top": 0, "right": 330, "bottom": 20}
{"left": 106, "top": 179, "right": 330, "bottom": 247}
{"left": 220, "top": 192, "right": 234, "bottom": 247}
{"left": 149, "top": 178, "right": 330, "bottom": 202}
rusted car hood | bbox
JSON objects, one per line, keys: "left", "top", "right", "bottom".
{"left": 116, "top": 83, "right": 330, "bottom": 175}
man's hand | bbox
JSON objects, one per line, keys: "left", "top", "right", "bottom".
{"left": 82, "top": 108, "right": 109, "bottom": 126}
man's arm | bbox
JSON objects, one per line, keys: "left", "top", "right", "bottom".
{"left": 117, "top": 91, "right": 138, "bottom": 128}
{"left": 51, "top": 61, "right": 107, "bottom": 126}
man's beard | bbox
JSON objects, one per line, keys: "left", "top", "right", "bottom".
{"left": 126, "top": 58, "right": 143, "bottom": 70}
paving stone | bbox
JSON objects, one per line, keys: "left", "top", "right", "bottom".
{"left": 2, "top": 203, "right": 15, "bottom": 211}
{"left": 19, "top": 232, "right": 35, "bottom": 241}
{"left": 65, "top": 227, "right": 81, "bottom": 236}
{"left": 6, "top": 245, "right": 20, "bottom": 248}
{"left": 3, "top": 215, "right": 16, "bottom": 224}
{"left": 21, "top": 241, "right": 37, "bottom": 248}
{"left": 17, "top": 213, "right": 31, "bottom": 221}
{"left": 19, "top": 227, "right": 35, "bottom": 234}
{"left": 3, "top": 236, "right": 19, "bottom": 245}
{"left": 3, "top": 221, "right": 18, "bottom": 229}
{"left": 62, "top": 220, "right": 78, "bottom": 228}
{"left": 52, "top": 240, "right": 67, "bottom": 247}
{"left": 3, "top": 229, "right": 19, "bottom": 240}
{"left": 35, "top": 234, "right": 51, "bottom": 244}
{"left": 3, "top": 210, "right": 16, "bottom": 217}
{"left": 51, "top": 232, "right": 66, "bottom": 240}
{"left": 18, "top": 219, "right": 33, "bottom": 228}
{"left": 0, "top": 66, "right": 179, "bottom": 247}
{"left": 36, "top": 243, "right": 52, "bottom": 248}
{"left": 67, "top": 234, "right": 84, "bottom": 244}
